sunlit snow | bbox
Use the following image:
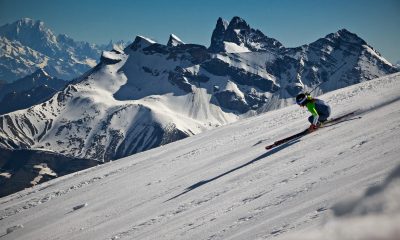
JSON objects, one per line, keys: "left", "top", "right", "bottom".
{"left": 1, "top": 73, "right": 399, "bottom": 240}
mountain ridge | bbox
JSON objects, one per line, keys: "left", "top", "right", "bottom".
{"left": 0, "top": 68, "right": 67, "bottom": 109}
{"left": 0, "top": 16, "right": 397, "bottom": 162}
{"left": 0, "top": 18, "right": 110, "bottom": 81}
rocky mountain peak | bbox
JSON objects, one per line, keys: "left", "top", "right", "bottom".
{"left": 209, "top": 16, "right": 283, "bottom": 53}
{"left": 226, "top": 16, "right": 251, "bottom": 32}
{"left": 167, "top": 34, "right": 185, "bottom": 47}
{"left": 324, "top": 28, "right": 367, "bottom": 45}
{"left": 217, "top": 17, "right": 229, "bottom": 28}
{"left": 16, "top": 18, "right": 45, "bottom": 29}
{"left": 0, "top": 18, "right": 58, "bottom": 57}
{"left": 209, "top": 17, "right": 229, "bottom": 52}
{"left": 129, "top": 35, "right": 156, "bottom": 51}
{"left": 1, "top": 18, "right": 56, "bottom": 41}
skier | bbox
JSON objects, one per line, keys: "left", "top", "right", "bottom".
{"left": 296, "top": 93, "right": 331, "bottom": 132}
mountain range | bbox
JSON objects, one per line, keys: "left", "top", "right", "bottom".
{"left": 0, "top": 16, "right": 398, "bottom": 163}
{"left": 0, "top": 68, "right": 67, "bottom": 114}
{"left": 0, "top": 18, "right": 125, "bottom": 82}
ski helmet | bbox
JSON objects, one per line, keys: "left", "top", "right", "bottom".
{"left": 296, "top": 93, "right": 308, "bottom": 105}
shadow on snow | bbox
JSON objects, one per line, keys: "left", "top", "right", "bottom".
{"left": 165, "top": 139, "right": 300, "bottom": 202}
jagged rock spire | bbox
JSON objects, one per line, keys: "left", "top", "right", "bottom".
{"left": 209, "top": 16, "right": 283, "bottom": 53}
{"left": 209, "top": 17, "right": 229, "bottom": 52}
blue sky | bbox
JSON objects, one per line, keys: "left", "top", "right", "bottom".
{"left": 0, "top": 0, "right": 399, "bottom": 62}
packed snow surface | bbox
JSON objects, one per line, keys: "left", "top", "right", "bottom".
{"left": 0, "top": 73, "right": 399, "bottom": 239}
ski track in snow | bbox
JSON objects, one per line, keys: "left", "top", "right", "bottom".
{"left": 0, "top": 73, "right": 400, "bottom": 240}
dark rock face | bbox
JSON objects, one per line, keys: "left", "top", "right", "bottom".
{"left": 0, "top": 69, "right": 66, "bottom": 101}
{"left": 165, "top": 44, "right": 211, "bottom": 64}
{"left": 0, "top": 85, "right": 57, "bottom": 114}
{"left": 209, "top": 17, "right": 229, "bottom": 53}
{"left": 0, "top": 147, "right": 100, "bottom": 197}
{"left": 214, "top": 90, "right": 250, "bottom": 114}
{"left": 224, "top": 16, "right": 252, "bottom": 46}
{"left": 202, "top": 58, "right": 279, "bottom": 92}
{"left": 143, "top": 43, "right": 169, "bottom": 55}
{"left": 209, "top": 16, "right": 284, "bottom": 53}
{"left": 0, "top": 69, "right": 67, "bottom": 114}
{"left": 168, "top": 67, "right": 194, "bottom": 93}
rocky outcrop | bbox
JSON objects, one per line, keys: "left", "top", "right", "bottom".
{"left": 209, "top": 16, "right": 283, "bottom": 53}
{"left": 0, "top": 147, "right": 100, "bottom": 197}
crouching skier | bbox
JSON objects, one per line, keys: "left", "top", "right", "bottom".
{"left": 296, "top": 93, "right": 331, "bottom": 132}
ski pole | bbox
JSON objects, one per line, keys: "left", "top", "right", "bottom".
{"left": 306, "top": 81, "right": 325, "bottom": 96}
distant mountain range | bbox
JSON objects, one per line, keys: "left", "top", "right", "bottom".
{"left": 0, "top": 16, "right": 398, "bottom": 163}
{"left": 0, "top": 18, "right": 126, "bottom": 82}
{"left": 0, "top": 68, "right": 67, "bottom": 114}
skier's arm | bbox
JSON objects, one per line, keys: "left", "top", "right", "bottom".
{"left": 306, "top": 102, "right": 319, "bottom": 125}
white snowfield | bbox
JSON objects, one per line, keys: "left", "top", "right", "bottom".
{"left": 1, "top": 73, "right": 400, "bottom": 240}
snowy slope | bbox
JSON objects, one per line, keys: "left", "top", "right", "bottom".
{"left": 282, "top": 164, "right": 400, "bottom": 240}
{"left": 0, "top": 73, "right": 399, "bottom": 240}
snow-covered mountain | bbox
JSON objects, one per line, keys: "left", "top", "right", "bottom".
{"left": 0, "top": 16, "right": 397, "bottom": 161}
{"left": 0, "top": 73, "right": 399, "bottom": 239}
{"left": 0, "top": 18, "right": 111, "bottom": 82}
{"left": 0, "top": 68, "right": 66, "bottom": 99}
{"left": 167, "top": 34, "right": 185, "bottom": 47}
{"left": 0, "top": 68, "right": 67, "bottom": 114}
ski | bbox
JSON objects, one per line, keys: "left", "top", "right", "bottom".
{"left": 319, "top": 111, "right": 360, "bottom": 128}
{"left": 265, "top": 111, "right": 359, "bottom": 150}
{"left": 265, "top": 129, "right": 308, "bottom": 150}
